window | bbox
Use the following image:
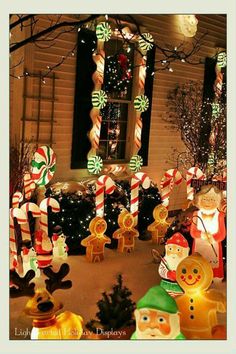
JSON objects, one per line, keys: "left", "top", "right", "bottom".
{"left": 71, "top": 27, "right": 155, "bottom": 169}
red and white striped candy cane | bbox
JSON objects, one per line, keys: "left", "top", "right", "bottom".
{"left": 9, "top": 208, "right": 27, "bottom": 262}
{"left": 160, "top": 169, "right": 183, "bottom": 208}
{"left": 134, "top": 113, "right": 142, "bottom": 154}
{"left": 138, "top": 57, "right": 146, "bottom": 90}
{"left": 186, "top": 167, "right": 205, "bottom": 200}
{"left": 89, "top": 114, "right": 102, "bottom": 151}
{"left": 23, "top": 173, "right": 36, "bottom": 200}
{"left": 39, "top": 197, "right": 60, "bottom": 235}
{"left": 95, "top": 175, "right": 116, "bottom": 217}
{"left": 130, "top": 172, "right": 151, "bottom": 225}
{"left": 12, "top": 191, "right": 23, "bottom": 208}
{"left": 20, "top": 202, "right": 41, "bottom": 242}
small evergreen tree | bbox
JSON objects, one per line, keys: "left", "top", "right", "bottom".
{"left": 86, "top": 274, "right": 135, "bottom": 332}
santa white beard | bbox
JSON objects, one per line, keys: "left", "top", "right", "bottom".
{"left": 165, "top": 254, "right": 186, "bottom": 270}
{"left": 199, "top": 207, "right": 218, "bottom": 215}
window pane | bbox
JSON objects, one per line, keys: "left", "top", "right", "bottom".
{"left": 98, "top": 102, "right": 128, "bottom": 160}
{"left": 103, "top": 39, "right": 134, "bottom": 100}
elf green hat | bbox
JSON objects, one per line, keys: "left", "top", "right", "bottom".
{"left": 136, "top": 285, "right": 178, "bottom": 313}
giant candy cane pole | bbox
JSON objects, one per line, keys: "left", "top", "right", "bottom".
{"left": 9, "top": 208, "right": 27, "bottom": 268}
{"left": 95, "top": 175, "right": 116, "bottom": 217}
{"left": 23, "top": 173, "right": 36, "bottom": 200}
{"left": 12, "top": 191, "right": 23, "bottom": 209}
{"left": 130, "top": 172, "right": 151, "bottom": 225}
{"left": 39, "top": 197, "right": 60, "bottom": 235}
{"left": 186, "top": 167, "right": 205, "bottom": 200}
{"left": 20, "top": 202, "right": 41, "bottom": 242}
{"left": 160, "top": 169, "right": 183, "bottom": 208}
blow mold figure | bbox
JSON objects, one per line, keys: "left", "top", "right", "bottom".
{"left": 81, "top": 216, "right": 111, "bottom": 262}
{"left": 176, "top": 253, "right": 226, "bottom": 339}
{"left": 131, "top": 285, "right": 185, "bottom": 339}
{"left": 113, "top": 209, "right": 139, "bottom": 253}
{"left": 147, "top": 205, "right": 170, "bottom": 244}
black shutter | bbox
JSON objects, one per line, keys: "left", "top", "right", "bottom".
{"left": 139, "top": 46, "right": 156, "bottom": 166}
{"left": 71, "top": 29, "right": 97, "bottom": 169}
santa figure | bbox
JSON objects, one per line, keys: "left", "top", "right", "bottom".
{"left": 158, "top": 232, "right": 189, "bottom": 297}
{"left": 190, "top": 185, "right": 226, "bottom": 282}
{"left": 131, "top": 285, "right": 185, "bottom": 339}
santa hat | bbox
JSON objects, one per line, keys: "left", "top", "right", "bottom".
{"left": 166, "top": 232, "right": 189, "bottom": 248}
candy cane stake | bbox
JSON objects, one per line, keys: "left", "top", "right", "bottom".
{"left": 20, "top": 202, "right": 41, "bottom": 242}
{"left": 186, "top": 167, "right": 205, "bottom": 201}
{"left": 130, "top": 172, "right": 151, "bottom": 225}
{"left": 160, "top": 169, "right": 183, "bottom": 208}
{"left": 95, "top": 175, "right": 116, "bottom": 217}
{"left": 23, "top": 173, "right": 36, "bottom": 200}
{"left": 39, "top": 197, "right": 60, "bottom": 235}
{"left": 9, "top": 208, "right": 27, "bottom": 267}
{"left": 12, "top": 191, "right": 23, "bottom": 209}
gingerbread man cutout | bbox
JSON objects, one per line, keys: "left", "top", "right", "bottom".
{"left": 81, "top": 216, "right": 111, "bottom": 262}
{"left": 176, "top": 253, "right": 226, "bottom": 339}
{"left": 113, "top": 209, "right": 139, "bottom": 253}
{"left": 147, "top": 205, "right": 170, "bottom": 244}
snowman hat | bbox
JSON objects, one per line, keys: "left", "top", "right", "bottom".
{"left": 166, "top": 232, "right": 189, "bottom": 248}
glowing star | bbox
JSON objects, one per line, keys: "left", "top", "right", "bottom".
{"left": 176, "top": 253, "right": 226, "bottom": 339}
{"left": 190, "top": 185, "right": 226, "bottom": 282}
{"left": 147, "top": 205, "right": 170, "bottom": 244}
{"left": 158, "top": 233, "right": 189, "bottom": 297}
{"left": 112, "top": 209, "right": 139, "bottom": 253}
{"left": 131, "top": 285, "right": 185, "bottom": 339}
{"left": 81, "top": 216, "right": 111, "bottom": 262}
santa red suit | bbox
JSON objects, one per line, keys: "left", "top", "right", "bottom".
{"left": 190, "top": 210, "right": 226, "bottom": 278}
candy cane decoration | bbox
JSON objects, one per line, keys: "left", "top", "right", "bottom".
{"left": 95, "top": 175, "right": 116, "bottom": 217}
{"left": 186, "top": 167, "right": 205, "bottom": 200}
{"left": 160, "top": 169, "right": 183, "bottom": 208}
{"left": 20, "top": 202, "right": 41, "bottom": 242}
{"left": 39, "top": 198, "right": 60, "bottom": 235}
{"left": 138, "top": 57, "right": 147, "bottom": 90}
{"left": 12, "top": 191, "right": 23, "bottom": 209}
{"left": 23, "top": 173, "right": 36, "bottom": 200}
{"left": 9, "top": 208, "right": 27, "bottom": 264}
{"left": 130, "top": 172, "right": 151, "bottom": 225}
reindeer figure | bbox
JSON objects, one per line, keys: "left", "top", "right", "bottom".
{"left": 10, "top": 263, "right": 83, "bottom": 339}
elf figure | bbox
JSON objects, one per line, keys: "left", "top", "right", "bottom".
{"left": 176, "top": 253, "right": 226, "bottom": 339}
{"left": 147, "top": 205, "right": 170, "bottom": 244}
{"left": 112, "top": 209, "right": 139, "bottom": 253}
{"left": 81, "top": 216, "right": 111, "bottom": 262}
{"left": 190, "top": 185, "right": 226, "bottom": 282}
{"left": 35, "top": 230, "right": 53, "bottom": 268}
{"left": 158, "top": 233, "right": 189, "bottom": 297}
{"left": 131, "top": 285, "right": 185, "bottom": 339}
{"left": 21, "top": 245, "right": 40, "bottom": 278}
{"left": 52, "top": 226, "right": 68, "bottom": 260}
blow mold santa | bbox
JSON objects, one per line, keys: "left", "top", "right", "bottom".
{"left": 158, "top": 232, "right": 190, "bottom": 297}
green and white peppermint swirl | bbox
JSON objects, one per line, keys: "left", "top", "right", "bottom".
{"left": 134, "top": 95, "right": 149, "bottom": 112}
{"left": 31, "top": 145, "right": 56, "bottom": 186}
{"left": 217, "top": 52, "right": 227, "bottom": 68}
{"left": 87, "top": 155, "right": 103, "bottom": 174}
{"left": 92, "top": 90, "right": 108, "bottom": 109}
{"left": 96, "top": 22, "right": 112, "bottom": 42}
{"left": 129, "top": 155, "right": 143, "bottom": 172}
{"left": 138, "top": 33, "right": 154, "bottom": 51}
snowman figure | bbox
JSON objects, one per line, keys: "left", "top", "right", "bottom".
{"left": 52, "top": 226, "right": 68, "bottom": 260}
{"left": 21, "top": 245, "right": 40, "bottom": 278}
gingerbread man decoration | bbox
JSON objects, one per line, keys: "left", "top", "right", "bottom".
{"left": 147, "top": 205, "right": 170, "bottom": 244}
{"left": 81, "top": 216, "right": 111, "bottom": 262}
{"left": 112, "top": 209, "right": 139, "bottom": 253}
{"left": 175, "top": 253, "right": 226, "bottom": 339}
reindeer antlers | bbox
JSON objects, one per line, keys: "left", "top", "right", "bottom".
{"left": 10, "top": 269, "right": 36, "bottom": 298}
{"left": 43, "top": 263, "right": 72, "bottom": 294}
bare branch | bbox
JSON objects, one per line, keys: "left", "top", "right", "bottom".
{"left": 10, "top": 14, "right": 35, "bottom": 30}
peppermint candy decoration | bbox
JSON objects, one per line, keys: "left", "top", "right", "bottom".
{"left": 134, "top": 95, "right": 149, "bottom": 112}
{"left": 31, "top": 145, "right": 56, "bottom": 185}
{"left": 217, "top": 52, "right": 227, "bottom": 68}
{"left": 92, "top": 90, "right": 108, "bottom": 109}
{"left": 138, "top": 33, "right": 154, "bottom": 51}
{"left": 96, "top": 22, "right": 112, "bottom": 42}
{"left": 87, "top": 155, "right": 103, "bottom": 175}
{"left": 129, "top": 155, "right": 143, "bottom": 172}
